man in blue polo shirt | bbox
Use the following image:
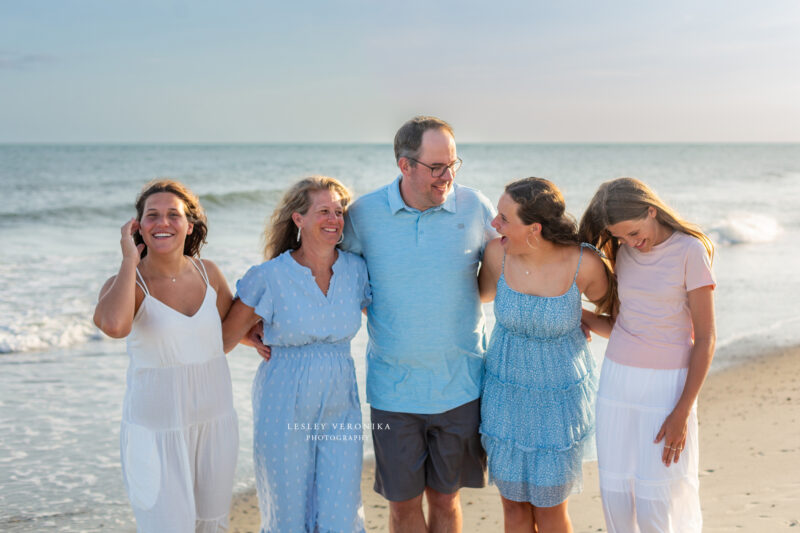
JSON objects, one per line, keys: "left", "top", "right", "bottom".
{"left": 342, "top": 116, "right": 495, "bottom": 533}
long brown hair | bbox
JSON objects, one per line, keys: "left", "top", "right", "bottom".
{"left": 579, "top": 177, "right": 715, "bottom": 270}
{"left": 506, "top": 177, "right": 617, "bottom": 315}
{"left": 134, "top": 179, "right": 207, "bottom": 258}
{"left": 263, "top": 176, "right": 352, "bottom": 260}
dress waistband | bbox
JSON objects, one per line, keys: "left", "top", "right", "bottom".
{"left": 271, "top": 341, "right": 351, "bottom": 358}
{"left": 494, "top": 323, "right": 585, "bottom": 343}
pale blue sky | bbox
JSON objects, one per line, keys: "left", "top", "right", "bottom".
{"left": 1, "top": 1, "right": 799, "bottom": 142}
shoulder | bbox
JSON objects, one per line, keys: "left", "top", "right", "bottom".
{"left": 580, "top": 244, "right": 606, "bottom": 269}
{"left": 199, "top": 258, "right": 225, "bottom": 283}
{"left": 669, "top": 231, "right": 710, "bottom": 262}
{"left": 99, "top": 274, "right": 117, "bottom": 294}
{"left": 454, "top": 185, "right": 495, "bottom": 226}
{"left": 349, "top": 183, "right": 391, "bottom": 214}
{"left": 682, "top": 232, "right": 709, "bottom": 253}
{"left": 483, "top": 238, "right": 504, "bottom": 267}
{"left": 454, "top": 184, "right": 493, "bottom": 210}
{"left": 338, "top": 250, "right": 367, "bottom": 269}
{"left": 578, "top": 245, "right": 607, "bottom": 278}
{"left": 240, "top": 256, "right": 282, "bottom": 282}
{"left": 97, "top": 274, "right": 125, "bottom": 301}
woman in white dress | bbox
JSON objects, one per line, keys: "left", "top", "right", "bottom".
{"left": 94, "top": 179, "right": 239, "bottom": 532}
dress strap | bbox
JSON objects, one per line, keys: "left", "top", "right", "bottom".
{"left": 189, "top": 257, "right": 210, "bottom": 286}
{"left": 572, "top": 245, "right": 587, "bottom": 283}
{"left": 135, "top": 268, "right": 150, "bottom": 295}
{"left": 573, "top": 242, "right": 601, "bottom": 283}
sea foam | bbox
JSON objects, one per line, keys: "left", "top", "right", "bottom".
{"left": 0, "top": 319, "right": 101, "bottom": 354}
{"left": 708, "top": 213, "right": 782, "bottom": 245}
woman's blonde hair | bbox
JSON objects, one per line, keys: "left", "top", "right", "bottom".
{"left": 579, "top": 177, "right": 715, "bottom": 272}
{"left": 263, "top": 176, "right": 352, "bottom": 260}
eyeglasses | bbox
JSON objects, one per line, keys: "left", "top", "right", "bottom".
{"left": 407, "top": 157, "right": 463, "bottom": 178}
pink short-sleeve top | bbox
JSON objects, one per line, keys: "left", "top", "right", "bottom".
{"left": 605, "top": 231, "right": 715, "bottom": 370}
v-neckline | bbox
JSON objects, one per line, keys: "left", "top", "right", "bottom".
{"left": 144, "top": 284, "right": 212, "bottom": 319}
{"left": 287, "top": 250, "right": 340, "bottom": 302}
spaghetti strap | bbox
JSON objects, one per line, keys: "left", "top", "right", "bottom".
{"left": 573, "top": 242, "right": 601, "bottom": 283}
{"left": 135, "top": 268, "right": 150, "bottom": 295}
{"left": 190, "top": 257, "right": 210, "bottom": 286}
{"left": 572, "top": 246, "right": 586, "bottom": 283}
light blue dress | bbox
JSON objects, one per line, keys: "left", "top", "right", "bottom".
{"left": 480, "top": 244, "right": 598, "bottom": 507}
{"left": 236, "top": 250, "right": 371, "bottom": 533}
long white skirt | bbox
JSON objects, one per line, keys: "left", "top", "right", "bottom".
{"left": 596, "top": 358, "right": 701, "bottom": 533}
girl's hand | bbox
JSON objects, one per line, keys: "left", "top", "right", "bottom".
{"left": 120, "top": 218, "right": 144, "bottom": 263}
{"left": 246, "top": 321, "right": 271, "bottom": 362}
{"left": 655, "top": 408, "right": 689, "bottom": 466}
{"left": 579, "top": 320, "right": 592, "bottom": 342}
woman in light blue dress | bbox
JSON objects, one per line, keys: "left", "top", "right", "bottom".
{"left": 223, "top": 176, "right": 370, "bottom": 533}
{"left": 478, "top": 178, "right": 615, "bottom": 533}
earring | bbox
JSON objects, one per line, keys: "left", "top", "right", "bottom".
{"left": 526, "top": 233, "right": 537, "bottom": 249}
{"left": 336, "top": 233, "right": 344, "bottom": 245}
{"left": 296, "top": 227, "right": 301, "bottom": 242}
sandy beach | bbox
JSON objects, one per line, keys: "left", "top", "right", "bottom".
{"left": 229, "top": 347, "right": 800, "bottom": 532}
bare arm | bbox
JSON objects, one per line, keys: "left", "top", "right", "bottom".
{"left": 92, "top": 219, "right": 144, "bottom": 338}
{"left": 578, "top": 250, "right": 615, "bottom": 338}
{"left": 222, "top": 299, "right": 261, "bottom": 353}
{"left": 202, "top": 259, "right": 234, "bottom": 320}
{"left": 581, "top": 308, "right": 615, "bottom": 338}
{"left": 655, "top": 285, "right": 716, "bottom": 466}
{"left": 478, "top": 238, "right": 503, "bottom": 303}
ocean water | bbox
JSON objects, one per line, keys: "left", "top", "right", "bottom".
{"left": 1, "top": 143, "right": 798, "bottom": 531}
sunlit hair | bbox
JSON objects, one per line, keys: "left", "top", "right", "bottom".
{"left": 134, "top": 179, "right": 207, "bottom": 258}
{"left": 506, "top": 177, "right": 617, "bottom": 315}
{"left": 394, "top": 115, "right": 454, "bottom": 163}
{"left": 263, "top": 176, "right": 352, "bottom": 260}
{"left": 579, "top": 177, "right": 715, "bottom": 271}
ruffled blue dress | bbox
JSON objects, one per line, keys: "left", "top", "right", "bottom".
{"left": 480, "top": 244, "right": 598, "bottom": 507}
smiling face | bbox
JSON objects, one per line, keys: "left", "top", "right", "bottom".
{"left": 138, "top": 192, "right": 193, "bottom": 256}
{"left": 606, "top": 206, "right": 670, "bottom": 253}
{"left": 293, "top": 189, "right": 344, "bottom": 249}
{"left": 491, "top": 192, "right": 538, "bottom": 253}
{"left": 399, "top": 127, "right": 457, "bottom": 211}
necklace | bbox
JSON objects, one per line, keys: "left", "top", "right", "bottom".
{"left": 144, "top": 258, "right": 184, "bottom": 283}
{"left": 168, "top": 262, "right": 183, "bottom": 282}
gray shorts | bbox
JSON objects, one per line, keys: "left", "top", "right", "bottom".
{"left": 371, "top": 399, "right": 487, "bottom": 501}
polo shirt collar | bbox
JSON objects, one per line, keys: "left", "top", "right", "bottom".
{"left": 388, "top": 175, "right": 457, "bottom": 214}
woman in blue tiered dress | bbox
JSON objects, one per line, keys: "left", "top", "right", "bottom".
{"left": 223, "top": 176, "right": 371, "bottom": 533}
{"left": 478, "top": 178, "right": 615, "bottom": 532}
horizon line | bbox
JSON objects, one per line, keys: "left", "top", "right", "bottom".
{"left": 2, "top": 140, "right": 799, "bottom": 146}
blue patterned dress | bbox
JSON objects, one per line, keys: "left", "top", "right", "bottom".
{"left": 480, "top": 244, "right": 598, "bottom": 507}
{"left": 236, "top": 250, "right": 371, "bottom": 533}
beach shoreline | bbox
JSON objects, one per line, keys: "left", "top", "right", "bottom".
{"left": 229, "top": 345, "right": 800, "bottom": 532}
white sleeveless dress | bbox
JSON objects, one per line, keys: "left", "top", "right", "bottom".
{"left": 121, "top": 258, "right": 238, "bottom": 533}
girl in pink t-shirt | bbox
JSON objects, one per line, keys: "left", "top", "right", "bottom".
{"left": 579, "top": 178, "right": 716, "bottom": 533}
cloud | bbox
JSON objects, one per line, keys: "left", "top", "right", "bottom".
{"left": 0, "top": 51, "right": 56, "bottom": 70}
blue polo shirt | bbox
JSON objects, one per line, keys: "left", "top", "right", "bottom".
{"left": 342, "top": 176, "right": 496, "bottom": 414}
